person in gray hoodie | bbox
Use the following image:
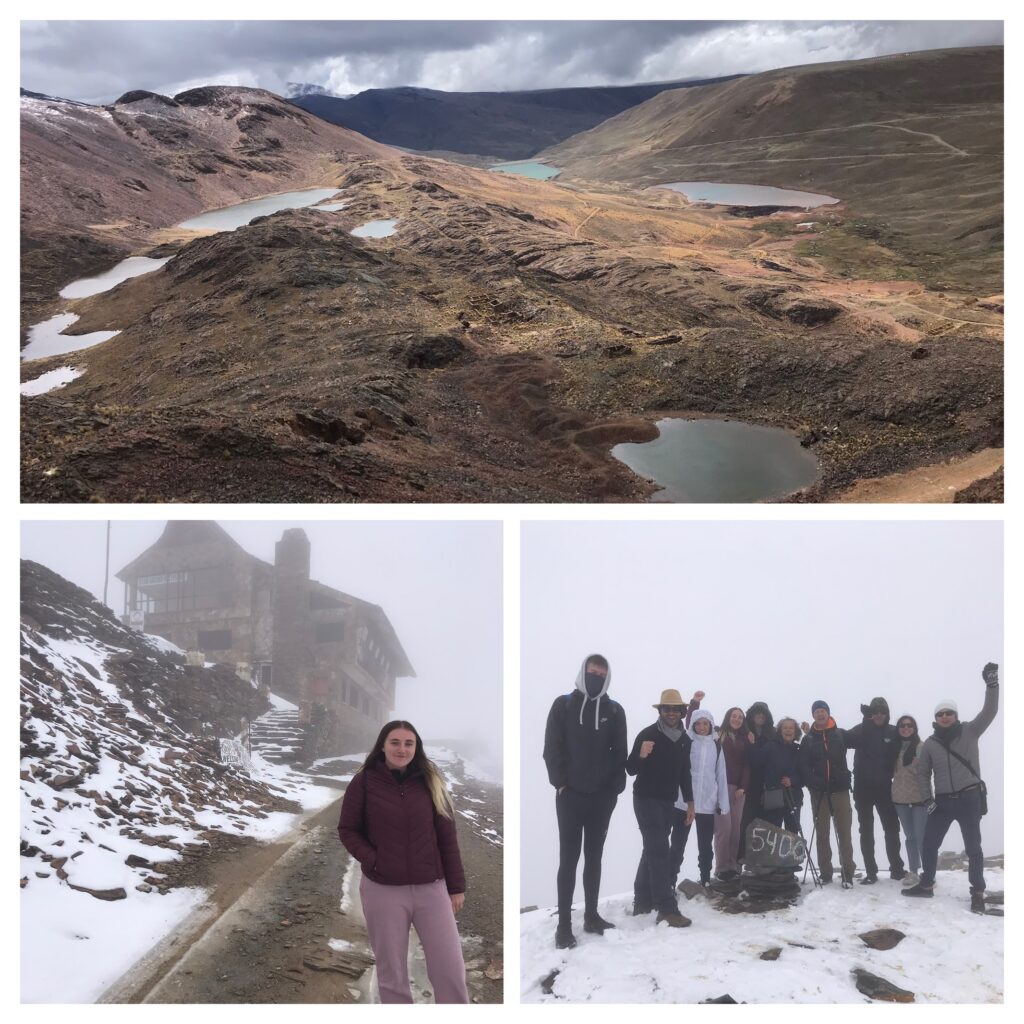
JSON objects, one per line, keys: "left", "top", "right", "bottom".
{"left": 903, "top": 662, "right": 999, "bottom": 912}
{"left": 543, "top": 654, "right": 628, "bottom": 948}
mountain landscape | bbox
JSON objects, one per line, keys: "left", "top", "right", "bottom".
{"left": 20, "top": 46, "right": 1003, "bottom": 503}
{"left": 291, "top": 75, "right": 744, "bottom": 160}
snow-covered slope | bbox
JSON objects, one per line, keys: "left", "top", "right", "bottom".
{"left": 521, "top": 871, "right": 1003, "bottom": 1003}
{"left": 19, "top": 560, "right": 341, "bottom": 1002}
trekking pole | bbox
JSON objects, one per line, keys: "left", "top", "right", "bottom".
{"left": 787, "top": 788, "right": 821, "bottom": 888}
{"left": 803, "top": 791, "right": 823, "bottom": 886}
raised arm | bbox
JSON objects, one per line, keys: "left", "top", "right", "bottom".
{"left": 969, "top": 663, "right": 1000, "bottom": 736}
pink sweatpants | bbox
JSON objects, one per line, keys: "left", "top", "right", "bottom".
{"left": 713, "top": 784, "right": 746, "bottom": 874}
{"left": 359, "top": 876, "right": 469, "bottom": 1004}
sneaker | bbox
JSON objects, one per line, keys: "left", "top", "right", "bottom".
{"left": 902, "top": 871, "right": 919, "bottom": 887}
{"left": 656, "top": 910, "right": 692, "bottom": 928}
{"left": 632, "top": 902, "right": 653, "bottom": 916}
{"left": 583, "top": 912, "right": 615, "bottom": 935}
{"left": 841, "top": 878, "right": 854, "bottom": 889}
{"left": 859, "top": 874, "right": 878, "bottom": 886}
{"left": 902, "top": 882, "right": 935, "bottom": 898}
{"left": 716, "top": 870, "right": 739, "bottom": 881}
{"left": 890, "top": 867, "right": 907, "bottom": 881}
{"left": 970, "top": 890, "right": 986, "bottom": 914}
{"left": 819, "top": 874, "right": 833, "bottom": 885}
{"left": 555, "top": 924, "right": 577, "bottom": 949}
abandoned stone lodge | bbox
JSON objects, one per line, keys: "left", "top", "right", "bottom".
{"left": 116, "top": 521, "right": 415, "bottom": 755}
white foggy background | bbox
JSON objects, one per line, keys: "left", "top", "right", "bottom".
{"left": 21, "top": 519, "right": 503, "bottom": 773}
{"left": 521, "top": 520, "right": 1003, "bottom": 908}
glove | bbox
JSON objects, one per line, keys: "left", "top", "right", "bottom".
{"left": 926, "top": 800, "right": 937, "bottom": 815}
{"left": 982, "top": 662, "right": 999, "bottom": 687}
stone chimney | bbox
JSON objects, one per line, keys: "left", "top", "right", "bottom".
{"left": 272, "top": 528, "right": 313, "bottom": 703}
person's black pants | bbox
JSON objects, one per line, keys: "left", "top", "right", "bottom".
{"left": 853, "top": 781, "right": 905, "bottom": 876}
{"left": 920, "top": 787, "right": 986, "bottom": 891}
{"left": 668, "top": 809, "right": 715, "bottom": 883}
{"left": 737, "top": 786, "right": 764, "bottom": 861}
{"left": 632, "top": 794, "right": 678, "bottom": 914}
{"left": 555, "top": 788, "right": 617, "bottom": 924}
{"left": 761, "top": 799, "right": 802, "bottom": 836}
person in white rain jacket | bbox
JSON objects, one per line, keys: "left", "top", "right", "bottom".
{"left": 669, "top": 709, "right": 730, "bottom": 888}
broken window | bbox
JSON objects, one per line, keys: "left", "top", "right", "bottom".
{"left": 197, "top": 629, "right": 232, "bottom": 652}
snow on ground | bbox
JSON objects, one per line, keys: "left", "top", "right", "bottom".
{"left": 521, "top": 870, "right": 1003, "bottom": 1004}
{"left": 266, "top": 690, "right": 298, "bottom": 712}
{"left": 427, "top": 745, "right": 500, "bottom": 787}
{"left": 20, "top": 879, "right": 205, "bottom": 1004}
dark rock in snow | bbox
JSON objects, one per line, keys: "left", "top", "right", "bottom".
{"left": 540, "top": 969, "right": 560, "bottom": 995}
{"left": 701, "top": 994, "right": 741, "bottom": 1003}
{"left": 853, "top": 969, "right": 915, "bottom": 1002}
{"left": 67, "top": 882, "right": 128, "bottom": 902}
{"left": 859, "top": 928, "right": 906, "bottom": 950}
{"left": 760, "top": 947, "right": 783, "bottom": 961}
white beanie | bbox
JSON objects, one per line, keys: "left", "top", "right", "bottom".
{"left": 934, "top": 700, "right": 958, "bottom": 717}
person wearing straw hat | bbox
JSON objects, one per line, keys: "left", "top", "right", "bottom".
{"left": 626, "top": 689, "right": 695, "bottom": 927}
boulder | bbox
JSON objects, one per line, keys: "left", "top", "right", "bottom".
{"left": 852, "top": 969, "right": 915, "bottom": 1003}
{"left": 858, "top": 928, "right": 906, "bottom": 951}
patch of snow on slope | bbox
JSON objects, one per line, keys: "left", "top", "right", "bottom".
{"left": 521, "top": 871, "right": 1003, "bottom": 1003}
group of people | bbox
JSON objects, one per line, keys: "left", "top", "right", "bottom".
{"left": 543, "top": 654, "right": 999, "bottom": 948}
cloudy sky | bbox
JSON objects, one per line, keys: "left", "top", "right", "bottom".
{"left": 20, "top": 19, "right": 1003, "bottom": 105}
{"left": 21, "top": 519, "right": 503, "bottom": 772}
{"left": 521, "top": 520, "right": 1003, "bottom": 907}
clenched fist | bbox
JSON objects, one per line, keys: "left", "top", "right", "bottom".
{"left": 639, "top": 740, "right": 655, "bottom": 759}
{"left": 982, "top": 662, "right": 999, "bottom": 686}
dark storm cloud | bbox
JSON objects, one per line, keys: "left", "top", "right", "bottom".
{"left": 20, "top": 20, "right": 1003, "bottom": 104}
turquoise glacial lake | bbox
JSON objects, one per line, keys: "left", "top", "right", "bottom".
{"left": 612, "top": 418, "right": 820, "bottom": 503}
{"left": 653, "top": 181, "right": 838, "bottom": 208}
{"left": 490, "top": 161, "right": 561, "bottom": 181}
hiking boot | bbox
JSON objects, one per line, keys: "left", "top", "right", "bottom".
{"left": 819, "top": 874, "right": 833, "bottom": 885}
{"left": 890, "top": 867, "right": 907, "bottom": 881}
{"left": 656, "top": 910, "right": 692, "bottom": 928}
{"left": 859, "top": 874, "right": 878, "bottom": 886}
{"left": 700, "top": 877, "right": 712, "bottom": 890}
{"left": 716, "top": 870, "right": 739, "bottom": 881}
{"left": 970, "top": 890, "right": 987, "bottom": 914}
{"left": 583, "top": 912, "right": 615, "bottom": 935}
{"left": 902, "top": 882, "right": 935, "bottom": 898}
{"left": 555, "top": 924, "right": 577, "bottom": 949}
{"left": 632, "top": 902, "right": 653, "bottom": 916}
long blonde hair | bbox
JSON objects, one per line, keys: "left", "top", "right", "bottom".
{"left": 361, "top": 720, "right": 454, "bottom": 819}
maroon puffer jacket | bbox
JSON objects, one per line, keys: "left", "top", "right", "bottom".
{"left": 337, "top": 759, "right": 466, "bottom": 894}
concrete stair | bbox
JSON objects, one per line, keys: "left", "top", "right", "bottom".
{"left": 250, "top": 708, "right": 310, "bottom": 765}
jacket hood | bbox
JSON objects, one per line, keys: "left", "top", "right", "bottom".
{"left": 687, "top": 708, "right": 717, "bottom": 742}
{"left": 573, "top": 654, "right": 611, "bottom": 731}
{"left": 860, "top": 697, "right": 890, "bottom": 722}
{"left": 745, "top": 702, "right": 775, "bottom": 733}
{"left": 575, "top": 654, "right": 611, "bottom": 698}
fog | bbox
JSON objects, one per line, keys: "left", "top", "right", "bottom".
{"left": 20, "top": 519, "right": 503, "bottom": 773}
{"left": 521, "top": 521, "right": 1003, "bottom": 907}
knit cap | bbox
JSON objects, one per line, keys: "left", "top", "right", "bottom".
{"left": 934, "top": 700, "right": 958, "bottom": 717}
{"left": 811, "top": 700, "right": 830, "bottom": 714}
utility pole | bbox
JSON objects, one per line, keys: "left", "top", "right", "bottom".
{"left": 103, "top": 520, "right": 111, "bottom": 608}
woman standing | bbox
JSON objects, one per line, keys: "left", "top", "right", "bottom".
{"left": 891, "top": 715, "right": 930, "bottom": 886}
{"left": 713, "top": 707, "right": 750, "bottom": 880}
{"left": 672, "top": 709, "right": 730, "bottom": 887}
{"left": 337, "top": 721, "right": 469, "bottom": 1004}
{"left": 753, "top": 718, "right": 804, "bottom": 834}
{"left": 737, "top": 701, "right": 774, "bottom": 863}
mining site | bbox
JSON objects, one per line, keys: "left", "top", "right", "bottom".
{"left": 20, "top": 46, "right": 1003, "bottom": 503}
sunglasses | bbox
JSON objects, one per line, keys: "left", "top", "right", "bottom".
{"left": 898, "top": 722, "right": 915, "bottom": 729}
{"left": 936, "top": 710, "right": 957, "bottom": 718}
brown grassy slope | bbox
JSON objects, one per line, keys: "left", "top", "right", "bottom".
{"left": 541, "top": 47, "right": 1003, "bottom": 291}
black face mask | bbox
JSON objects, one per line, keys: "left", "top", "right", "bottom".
{"left": 584, "top": 672, "right": 605, "bottom": 698}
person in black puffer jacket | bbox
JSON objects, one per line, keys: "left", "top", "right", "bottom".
{"left": 737, "top": 701, "right": 774, "bottom": 862}
{"left": 543, "top": 653, "right": 627, "bottom": 948}
{"left": 751, "top": 717, "right": 803, "bottom": 834}
{"left": 844, "top": 697, "right": 905, "bottom": 883}
{"left": 799, "top": 701, "right": 857, "bottom": 887}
